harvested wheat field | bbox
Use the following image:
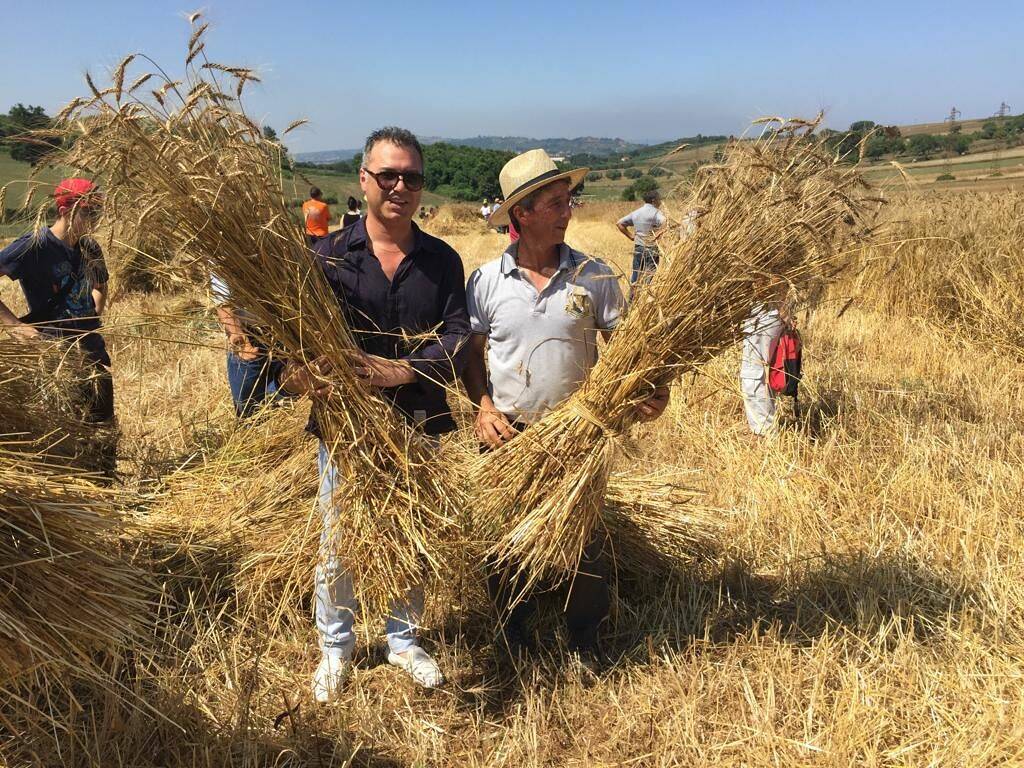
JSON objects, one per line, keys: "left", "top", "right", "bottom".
{"left": 3, "top": 183, "right": 1024, "bottom": 766}
{"left": 1, "top": 28, "right": 1023, "bottom": 765}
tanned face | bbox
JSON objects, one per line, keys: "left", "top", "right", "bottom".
{"left": 359, "top": 141, "right": 423, "bottom": 227}
{"left": 62, "top": 203, "right": 100, "bottom": 245}
{"left": 514, "top": 179, "right": 572, "bottom": 250}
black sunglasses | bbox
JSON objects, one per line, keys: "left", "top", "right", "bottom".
{"left": 362, "top": 167, "right": 426, "bottom": 192}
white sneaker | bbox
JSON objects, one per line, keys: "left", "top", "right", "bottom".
{"left": 312, "top": 650, "right": 351, "bottom": 703}
{"left": 387, "top": 646, "right": 444, "bottom": 689}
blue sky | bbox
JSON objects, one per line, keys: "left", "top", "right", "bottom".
{"left": 3, "top": 0, "right": 1021, "bottom": 153}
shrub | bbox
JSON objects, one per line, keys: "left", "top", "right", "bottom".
{"left": 605, "top": 169, "right": 622, "bottom": 180}
{"left": 865, "top": 135, "right": 906, "bottom": 159}
{"left": 624, "top": 168, "right": 643, "bottom": 179}
{"left": 648, "top": 167, "right": 667, "bottom": 177}
{"left": 585, "top": 171, "right": 603, "bottom": 181}
{"left": 622, "top": 176, "right": 660, "bottom": 202}
{"left": 907, "top": 134, "right": 941, "bottom": 159}
{"left": 936, "top": 173, "right": 955, "bottom": 181}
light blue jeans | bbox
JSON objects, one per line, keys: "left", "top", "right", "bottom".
{"left": 315, "top": 441, "right": 421, "bottom": 655}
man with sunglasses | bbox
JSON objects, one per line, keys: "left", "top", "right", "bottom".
{"left": 0, "top": 178, "right": 116, "bottom": 470}
{"left": 279, "top": 127, "right": 470, "bottom": 701}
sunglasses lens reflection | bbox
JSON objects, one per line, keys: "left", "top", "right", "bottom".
{"left": 371, "top": 170, "right": 425, "bottom": 192}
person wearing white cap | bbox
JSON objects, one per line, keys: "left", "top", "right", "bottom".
{"left": 462, "top": 149, "right": 671, "bottom": 667}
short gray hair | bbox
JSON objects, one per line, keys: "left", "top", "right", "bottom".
{"left": 363, "top": 126, "right": 424, "bottom": 167}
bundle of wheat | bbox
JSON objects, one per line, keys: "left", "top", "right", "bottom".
{"left": 0, "top": 335, "right": 116, "bottom": 473}
{"left": 0, "top": 450, "right": 151, "bottom": 686}
{"left": 472, "top": 118, "right": 879, "bottom": 593}
{"left": 93, "top": 216, "right": 189, "bottom": 296}
{"left": 132, "top": 407, "right": 319, "bottom": 623}
{"left": 50, "top": 22, "right": 467, "bottom": 618}
{"left": 603, "top": 471, "right": 722, "bottom": 576}
{"left": 426, "top": 204, "right": 489, "bottom": 237}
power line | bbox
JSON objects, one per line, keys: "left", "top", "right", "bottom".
{"left": 996, "top": 101, "right": 1011, "bottom": 118}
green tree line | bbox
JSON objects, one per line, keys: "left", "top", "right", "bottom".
{"left": 0, "top": 104, "right": 59, "bottom": 165}
{"left": 823, "top": 115, "right": 1024, "bottom": 161}
{"left": 296, "top": 143, "right": 514, "bottom": 201}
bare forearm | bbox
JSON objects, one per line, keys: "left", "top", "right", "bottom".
{"left": 462, "top": 337, "right": 492, "bottom": 408}
{"left": 0, "top": 299, "right": 20, "bottom": 328}
{"left": 216, "top": 305, "right": 246, "bottom": 337}
{"left": 617, "top": 223, "right": 633, "bottom": 241}
{"left": 0, "top": 298, "right": 40, "bottom": 340}
{"left": 92, "top": 285, "right": 107, "bottom": 316}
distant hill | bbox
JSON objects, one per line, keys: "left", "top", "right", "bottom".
{"left": 293, "top": 147, "right": 363, "bottom": 165}
{"left": 294, "top": 135, "right": 645, "bottom": 165}
{"left": 423, "top": 135, "right": 645, "bottom": 157}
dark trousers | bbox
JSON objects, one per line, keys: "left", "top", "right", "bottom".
{"left": 226, "top": 350, "right": 284, "bottom": 418}
{"left": 73, "top": 332, "right": 114, "bottom": 424}
{"left": 481, "top": 422, "right": 611, "bottom": 647}
{"left": 630, "top": 243, "right": 660, "bottom": 285}
{"left": 85, "top": 363, "right": 115, "bottom": 423}
{"left": 85, "top": 362, "right": 117, "bottom": 480}
{"left": 486, "top": 537, "right": 610, "bottom": 648}
{"left": 74, "top": 333, "right": 117, "bottom": 478}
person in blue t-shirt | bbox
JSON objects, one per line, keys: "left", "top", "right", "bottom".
{"left": 0, "top": 178, "right": 115, "bottom": 436}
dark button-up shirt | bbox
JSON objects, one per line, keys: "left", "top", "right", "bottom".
{"left": 0, "top": 230, "right": 110, "bottom": 365}
{"left": 311, "top": 218, "right": 471, "bottom": 436}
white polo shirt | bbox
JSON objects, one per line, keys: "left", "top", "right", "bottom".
{"left": 617, "top": 203, "right": 666, "bottom": 246}
{"left": 466, "top": 243, "right": 624, "bottom": 424}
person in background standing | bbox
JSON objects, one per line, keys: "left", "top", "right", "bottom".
{"left": 740, "top": 285, "right": 789, "bottom": 436}
{"left": 490, "top": 197, "right": 509, "bottom": 235}
{"left": 480, "top": 198, "right": 492, "bottom": 219}
{"left": 341, "top": 196, "right": 361, "bottom": 229}
{"left": 616, "top": 189, "right": 666, "bottom": 284}
{"left": 679, "top": 206, "right": 706, "bottom": 241}
{"left": 211, "top": 274, "right": 284, "bottom": 419}
{"left": 302, "top": 187, "right": 331, "bottom": 245}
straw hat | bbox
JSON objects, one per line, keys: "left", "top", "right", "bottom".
{"left": 487, "top": 149, "right": 588, "bottom": 226}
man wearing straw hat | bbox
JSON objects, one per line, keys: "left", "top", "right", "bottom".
{"left": 279, "top": 127, "right": 470, "bottom": 700}
{"left": 0, "top": 178, "right": 116, "bottom": 468}
{"left": 464, "top": 149, "right": 670, "bottom": 665}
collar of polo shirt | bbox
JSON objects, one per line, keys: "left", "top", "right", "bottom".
{"left": 499, "top": 242, "right": 576, "bottom": 277}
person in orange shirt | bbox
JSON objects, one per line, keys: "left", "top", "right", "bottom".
{"left": 302, "top": 187, "right": 331, "bottom": 244}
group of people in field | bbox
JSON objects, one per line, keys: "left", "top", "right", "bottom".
{"left": 614, "top": 188, "right": 794, "bottom": 435}
{"left": 0, "top": 126, "right": 794, "bottom": 702}
{"left": 301, "top": 189, "right": 364, "bottom": 246}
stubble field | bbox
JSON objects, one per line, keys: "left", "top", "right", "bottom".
{"left": 3, "top": 189, "right": 1024, "bottom": 766}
